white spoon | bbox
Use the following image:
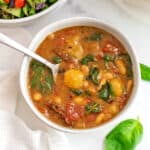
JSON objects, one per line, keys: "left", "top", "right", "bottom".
{"left": 0, "top": 33, "right": 59, "bottom": 77}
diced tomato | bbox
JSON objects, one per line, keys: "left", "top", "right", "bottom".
{"left": 65, "top": 102, "right": 84, "bottom": 125}
{"left": 86, "top": 98, "right": 93, "bottom": 103}
{"left": 76, "top": 106, "right": 85, "bottom": 118}
{"left": 96, "top": 51, "right": 104, "bottom": 60}
{"left": 103, "top": 42, "right": 119, "bottom": 53}
{"left": 86, "top": 114, "right": 97, "bottom": 122}
{"left": 4, "top": 0, "right": 10, "bottom": 3}
{"left": 65, "top": 29, "right": 76, "bottom": 36}
{"left": 15, "top": 0, "right": 26, "bottom": 8}
{"left": 53, "top": 37, "right": 65, "bottom": 49}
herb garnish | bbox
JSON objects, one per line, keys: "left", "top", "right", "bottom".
{"left": 140, "top": 63, "right": 150, "bottom": 81}
{"left": 98, "top": 82, "right": 113, "bottom": 101}
{"left": 103, "top": 54, "right": 115, "bottom": 62}
{"left": 85, "top": 102, "right": 101, "bottom": 114}
{"left": 70, "top": 89, "right": 83, "bottom": 96}
{"left": 118, "top": 54, "right": 133, "bottom": 78}
{"left": 85, "top": 32, "right": 103, "bottom": 41}
{"left": 53, "top": 55, "right": 62, "bottom": 64}
{"left": 30, "top": 60, "right": 54, "bottom": 94}
{"left": 80, "top": 54, "right": 95, "bottom": 65}
{"left": 105, "top": 119, "right": 143, "bottom": 150}
{"left": 87, "top": 67, "right": 99, "bottom": 85}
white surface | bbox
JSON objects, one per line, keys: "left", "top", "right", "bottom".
{"left": 0, "top": 111, "right": 70, "bottom": 150}
{"left": 1, "top": 0, "right": 150, "bottom": 150}
{"left": 114, "top": 0, "right": 150, "bottom": 24}
{"left": 0, "top": 28, "right": 71, "bottom": 150}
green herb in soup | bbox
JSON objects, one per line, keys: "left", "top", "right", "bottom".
{"left": 85, "top": 32, "right": 103, "bottom": 41}
{"left": 105, "top": 119, "right": 143, "bottom": 150}
{"left": 28, "top": 26, "right": 134, "bottom": 129}
{"left": 80, "top": 54, "right": 95, "bottom": 65}
{"left": 30, "top": 60, "right": 53, "bottom": 95}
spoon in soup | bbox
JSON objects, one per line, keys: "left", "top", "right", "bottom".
{"left": 0, "top": 33, "right": 59, "bottom": 77}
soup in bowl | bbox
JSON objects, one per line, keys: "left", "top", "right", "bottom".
{"left": 20, "top": 17, "right": 140, "bottom": 133}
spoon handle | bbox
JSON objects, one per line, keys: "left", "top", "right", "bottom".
{"left": 0, "top": 33, "right": 54, "bottom": 68}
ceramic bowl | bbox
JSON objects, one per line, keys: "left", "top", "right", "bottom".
{"left": 20, "top": 17, "right": 140, "bottom": 133}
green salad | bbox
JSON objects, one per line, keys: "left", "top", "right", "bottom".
{"left": 0, "top": 0, "right": 57, "bottom": 19}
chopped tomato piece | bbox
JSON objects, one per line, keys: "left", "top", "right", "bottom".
{"left": 4, "top": 0, "right": 9, "bottom": 3}
{"left": 97, "top": 51, "right": 104, "bottom": 60}
{"left": 65, "top": 102, "right": 84, "bottom": 125}
{"left": 53, "top": 37, "right": 65, "bottom": 49}
{"left": 15, "top": 0, "right": 26, "bottom": 8}
{"left": 103, "top": 43, "right": 119, "bottom": 53}
{"left": 86, "top": 114, "right": 97, "bottom": 122}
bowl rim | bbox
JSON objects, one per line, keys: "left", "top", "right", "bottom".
{"left": 20, "top": 17, "right": 140, "bottom": 133}
{"left": 0, "top": 0, "right": 66, "bottom": 24}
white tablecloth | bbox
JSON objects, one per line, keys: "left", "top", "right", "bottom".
{"left": 0, "top": 28, "right": 71, "bottom": 150}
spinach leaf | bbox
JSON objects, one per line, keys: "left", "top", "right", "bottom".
{"left": 98, "top": 82, "right": 111, "bottom": 101}
{"left": 30, "top": 60, "right": 54, "bottom": 94}
{"left": 85, "top": 32, "right": 103, "bottom": 41}
{"left": 103, "top": 55, "right": 115, "bottom": 62}
{"left": 85, "top": 102, "right": 101, "bottom": 114}
{"left": 140, "top": 63, "right": 150, "bottom": 81}
{"left": 53, "top": 55, "right": 62, "bottom": 64}
{"left": 80, "top": 54, "right": 95, "bottom": 65}
{"left": 70, "top": 89, "right": 83, "bottom": 96}
{"left": 87, "top": 67, "right": 99, "bottom": 85}
{"left": 84, "top": 90, "right": 92, "bottom": 96}
{"left": 105, "top": 119, "right": 143, "bottom": 150}
{"left": 118, "top": 54, "right": 133, "bottom": 78}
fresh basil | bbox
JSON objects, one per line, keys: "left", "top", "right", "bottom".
{"left": 98, "top": 82, "right": 111, "bottom": 101}
{"left": 87, "top": 67, "right": 99, "bottom": 85}
{"left": 103, "top": 55, "right": 115, "bottom": 62}
{"left": 140, "top": 63, "right": 150, "bottom": 81}
{"left": 53, "top": 55, "right": 62, "bottom": 64}
{"left": 85, "top": 102, "right": 101, "bottom": 114}
{"left": 85, "top": 32, "right": 103, "bottom": 41}
{"left": 105, "top": 119, "right": 143, "bottom": 150}
{"left": 81, "top": 54, "right": 95, "bottom": 65}
{"left": 30, "top": 60, "right": 54, "bottom": 94}
{"left": 118, "top": 54, "right": 133, "bottom": 78}
{"left": 70, "top": 89, "right": 83, "bottom": 96}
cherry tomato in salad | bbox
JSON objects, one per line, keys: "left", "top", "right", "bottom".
{"left": 15, "top": 0, "right": 26, "bottom": 8}
{"left": 4, "top": 0, "right": 10, "bottom": 3}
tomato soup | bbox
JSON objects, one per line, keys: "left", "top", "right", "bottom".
{"left": 28, "top": 26, "right": 133, "bottom": 129}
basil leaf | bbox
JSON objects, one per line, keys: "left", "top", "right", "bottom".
{"left": 85, "top": 32, "right": 103, "bottom": 41}
{"left": 103, "top": 55, "right": 115, "bottom": 62}
{"left": 118, "top": 54, "right": 133, "bottom": 78}
{"left": 84, "top": 90, "right": 92, "bottom": 96}
{"left": 81, "top": 54, "right": 95, "bottom": 65}
{"left": 85, "top": 102, "right": 101, "bottom": 114}
{"left": 87, "top": 67, "right": 99, "bottom": 85}
{"left": 70, "top": 89, "right": 83, "bottom": 96}
{"left": 53, "top": 55, "right": 62, "bottom": 64}
{"left": 30, "top": 60, "right": 54, "bottom": 94}
{"left": 98, "top": 82, "right": 111, "bottom": 101}
{"left": 105, "top": 119, "right": 143, "bottom": 150}
{"left": 140, "top": 63, "right": 150, "bottom": 81}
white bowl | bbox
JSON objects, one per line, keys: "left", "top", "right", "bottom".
{"left": 0, "top": 0, "right": 66, "bottom": 26}
{"left": 20, "top": 17, "right": 140, "bottom": 133}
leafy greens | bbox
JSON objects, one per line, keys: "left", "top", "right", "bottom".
{"left": 105, "top": 119, "right": 143, "bottom": 150}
